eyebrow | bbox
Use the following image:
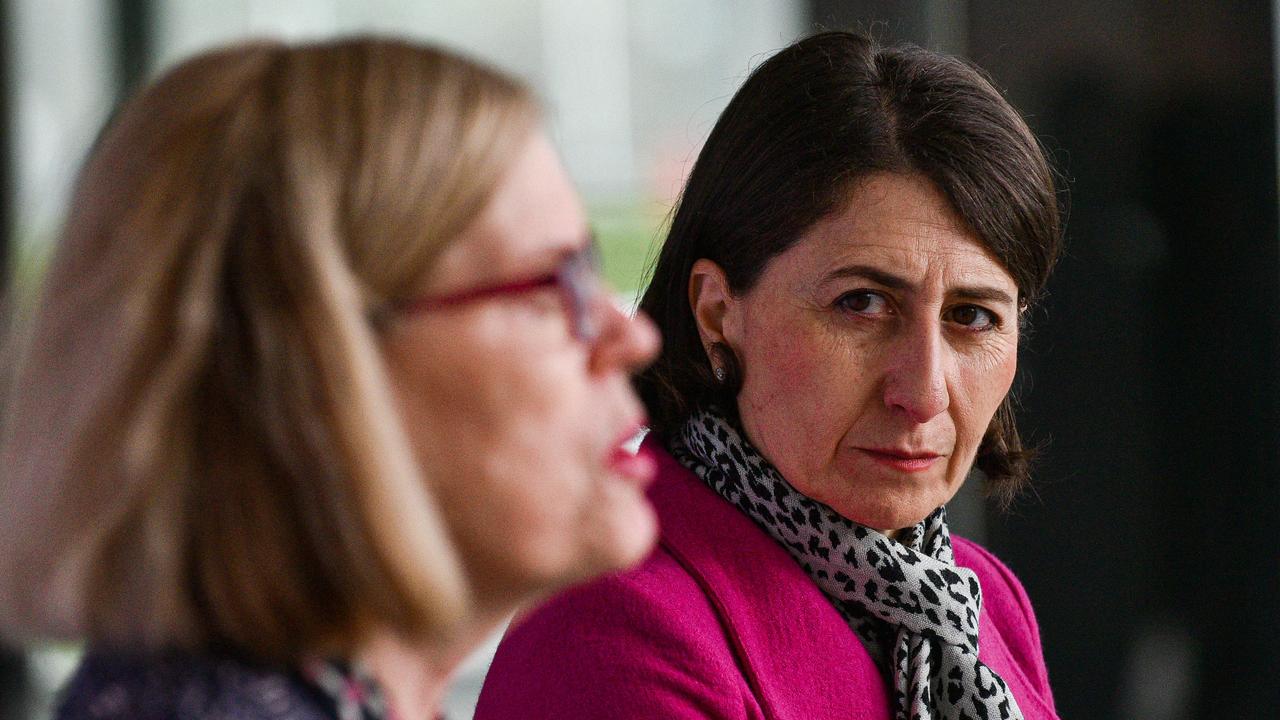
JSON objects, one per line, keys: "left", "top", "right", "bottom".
{"left": 494, "top": 229, "right": 595, "bottom": 280}
{"left": 822, "top": 264, "right": 1017, "bottom": 305}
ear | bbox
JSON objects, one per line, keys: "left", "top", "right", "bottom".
{"left": 688, "top": 259, "right": 741, "bottom": 359}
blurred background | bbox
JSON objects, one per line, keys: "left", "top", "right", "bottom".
{"left": 1, "top": 1, "right": 1277, "bottom": 719}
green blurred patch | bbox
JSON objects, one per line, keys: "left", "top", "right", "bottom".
{"left": 590, "top": 202, "right": 671, "bottom": 302}
{"left": 6, "top": 229, "right": 57, "bottom": 309}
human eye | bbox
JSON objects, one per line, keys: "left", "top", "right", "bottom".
{"left": 834, "top": 290, "right": 890, "bottom": 316}
{"left": 945, "top": 304, "right": 1001, "bottom": 332}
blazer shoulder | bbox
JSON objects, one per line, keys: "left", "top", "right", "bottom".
{"left": 953, "top": 536, "right": 1036, "bottom": 622}
{"left": 477, "top": 544, "right": 757, "bottom": 719}
{"left": 952, "top": 536, "right": 1053, "bottom": 698}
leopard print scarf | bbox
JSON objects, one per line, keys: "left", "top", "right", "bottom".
{"left": 673, "top": 409, "right": 1023, "bottom": 720}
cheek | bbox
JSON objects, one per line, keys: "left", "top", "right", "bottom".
{"left": 390, "top": 338, "right": 593, "bottom": 546}
{"left": 395, "top": 344, "right": 503, "bottom": 451}
{"left": 987, "top": 345, "right": 1018, "bottom": 405}
{"left": 955, "top": 345, "right": 1018, "bottom": 447}
{"left": 741, "top": 340, "right": 814, "bottom": 406}
{"left": 738, "top": 313, "right": 814, "bottom": 414}
{"left": 464, "top": 346, "right": 614, "bottom": 518}
{"left": 457, "top": 354, "right": 595, "bottom": 491}
{"left": 385, "top": 324, "right": 580, "bottom": 502}
{"left": 735, "top": 318, "right": 852, "bottom": 467}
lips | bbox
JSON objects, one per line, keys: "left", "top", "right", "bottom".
{"left": 856, "top": 447, "right": 944, "bottom": 473}
{"left": 606, "top": 422, "right": 657, "bottom": 486}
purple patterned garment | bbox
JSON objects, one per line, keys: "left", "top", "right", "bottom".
{"left": 56, "top": 650, "right": 394, "bottom": 720}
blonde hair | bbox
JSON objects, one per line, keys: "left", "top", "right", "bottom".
{"left": 0, "top": 37, "right": 538, "bottom": 660}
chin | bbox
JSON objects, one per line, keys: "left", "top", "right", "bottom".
{"left": 831, "top": 494, "right": 941, "bottom": 536}
{"left": 821, "top": 457, "right": 947, "bottom": 523}
{"left": 576, "top": 488, "right": 660, "bottom": 578}
{"left": 514, "top": 485, "right": 660, "bottom": 598}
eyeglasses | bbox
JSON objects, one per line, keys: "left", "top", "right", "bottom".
{"left": 398, "top": 235, "right": 605, "bottom": 344}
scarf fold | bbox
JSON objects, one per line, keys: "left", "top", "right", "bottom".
{"left": 300, "top": 659, "right": 396, "bottom": 720}
{"left": 673, "top": 409, "right": 1022, "bottom": 720}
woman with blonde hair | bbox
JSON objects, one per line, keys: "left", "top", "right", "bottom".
{"left": 0, "top": 37, "right": 659, "bottom": 719}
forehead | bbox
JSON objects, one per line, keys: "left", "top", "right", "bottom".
{"left": 429, "top": 131, "right": 588, "bottom": 289}
{"left": 782, "top": 173, "right": 1015, "bottom": 290}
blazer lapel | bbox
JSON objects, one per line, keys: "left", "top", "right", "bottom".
{"left": 645, "top": 437, "right": 892, "bottom": 720}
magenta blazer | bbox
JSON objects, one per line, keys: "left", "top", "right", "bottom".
{"left": 476, "top": 437, "right": 1060, "bottom": 719}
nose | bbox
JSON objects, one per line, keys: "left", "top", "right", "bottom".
{"left": 881, "top": 322, "right": 949, "bottom": 424}
{"left": 588, "top": 295, "right": 661, "bottom": 375}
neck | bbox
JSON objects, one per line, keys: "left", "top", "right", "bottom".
{"left": 360, "top": 609, "right": 508, "bottom": 720}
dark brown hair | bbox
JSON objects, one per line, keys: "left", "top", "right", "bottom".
{"left": 636, "top": 31, "right": 1061, "bottom": 504}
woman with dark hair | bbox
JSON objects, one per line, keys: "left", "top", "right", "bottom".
{"left": 0, "top": 38, "right": 660, "bottom": 719}
{"left": 477, "top": 31, "right": 1061, "bottom": 720}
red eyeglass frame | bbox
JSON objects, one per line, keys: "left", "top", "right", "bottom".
{"left": 396, "top": 234, "right": 603, "bottom": 343}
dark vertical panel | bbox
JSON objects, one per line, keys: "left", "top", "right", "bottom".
{"left": 0, "top": 0, "right": 24, "bottom": 711}
{"left": 113, "top": 0, "right": 154, "bottom": 97}
{"left": 970, "top": 2, "right": 1280, "bottom": 719}
{"left": 0, "top": 647, "right": 29, "bottom": 720}
{"left": 1143, "top": 54, "right": 1280, "bottom": 720}
{"left": 967, "top": 8, "right": 1165, "bottom": 717}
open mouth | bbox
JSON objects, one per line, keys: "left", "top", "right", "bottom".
{"left": 606, "top": 423, "right": 656, "bottom": 486}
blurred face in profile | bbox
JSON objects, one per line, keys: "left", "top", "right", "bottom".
{"left": 695, "top": 173, "right": 1019, "bottom": 535}
{"left": 382, "top": 131, "right": 661, "bottom": 606}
